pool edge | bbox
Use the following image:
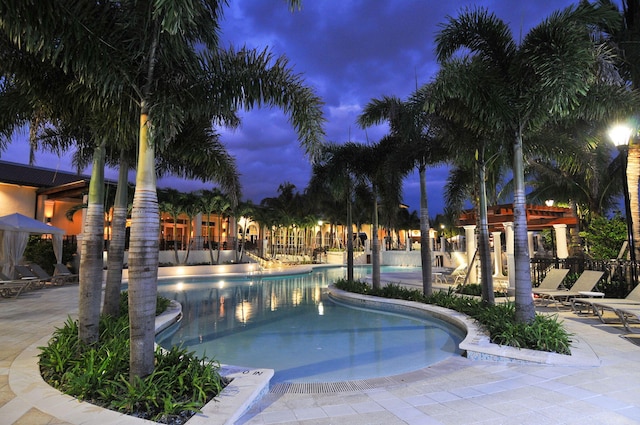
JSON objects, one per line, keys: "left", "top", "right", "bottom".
{"left": 327, "top": 285, "right": 601, "bottom": 367}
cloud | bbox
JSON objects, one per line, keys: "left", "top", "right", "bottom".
{"left": 6, "top": 0, "right": 600, "bottom": 216}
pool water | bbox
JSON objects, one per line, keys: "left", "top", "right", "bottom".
{"left": 156, "top": 266, "right": 464, "bottom": 383}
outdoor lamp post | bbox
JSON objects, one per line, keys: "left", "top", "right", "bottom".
{"left": 608, "top": 124, "right": 637, "bottom": 286}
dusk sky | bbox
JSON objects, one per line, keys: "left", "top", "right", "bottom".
{"left": 3, "top": 0, "right": 615, "bottom": 215}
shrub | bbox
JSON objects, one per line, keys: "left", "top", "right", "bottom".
{"left": 39, "top": 296, "right": 227, "bottom": 423}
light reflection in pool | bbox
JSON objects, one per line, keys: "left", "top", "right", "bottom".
{"left": 155, "top": 266, "right": 464, "bottom": 383}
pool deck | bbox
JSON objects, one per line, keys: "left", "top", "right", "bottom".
{"left": 2, "top": 268, "right": 640, "bottom": 424}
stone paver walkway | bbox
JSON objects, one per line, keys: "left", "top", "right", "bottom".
{"left": 2, "top": 276, "right": 640, "bottom": 424}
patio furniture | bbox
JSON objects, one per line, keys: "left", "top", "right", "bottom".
{"left": 532, "top": 268, "right": 570, "bottom": 293}
{"left": 572, "top": 283, "right": 640, "bottom": 316}
{"left": 28, "top": 264, "right": 76, "bottom": 286}
{"left": 13, "top": 265, "right": 46, "bottom": 289}
{"left": 612, "top": 305, "right": 640, "bottom": 332}
{"left": 53, "top": 263, "right": 79, "bottom": 285}
{"left": 534, "top": 270, "right": 604, "bottom": 308}
{"left": 0, "top": 272, "right": 35, "bottom": 298}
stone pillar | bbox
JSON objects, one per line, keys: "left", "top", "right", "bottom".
{"left": 527, "top": 231, "right": 535, "bottom": 259}
{"left": 463, "top": 225, "right": 477, "bottom": 284}
{"left": 492, "top": 230, "right": 505, "bottom": 278}
{"left": 195, "top": 213, "right": 203, "bottom": 249}
{"left": 553, "top": 224, "right": 569, "bottom": 259}
{"left": 504, "top": 222, "right": 515, "bottom": 290}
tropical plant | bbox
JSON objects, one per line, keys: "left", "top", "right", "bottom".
{"left": 606, "top": 0, "right": 640, "bottom": 263}
{"left": 358, "top": 86, "right": 449, "bottom": 296}
{"left": 2, "top": 0, "right": 325, "bottom": 380}
{"left": 432, "top": 2, "right": 633, "bottom": 322}
{"left": 580, "top": 213, "right": 628, "bottom": 259}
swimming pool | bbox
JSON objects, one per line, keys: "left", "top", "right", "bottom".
{"left": 155, "top": 266, "right": 464, "bottom": 383}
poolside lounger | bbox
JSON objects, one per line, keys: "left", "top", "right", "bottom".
{"left": 13, "top": 265, "right": 46, "bottom": 289}
{"left": 29, "top": 264, "right": 75, "bottom": 286}
{"left": 532, "top": 268, "right": 570, "bottom": 293}
{"left": 534, "top": 270, "right": 604, "bottom": 308}
{"left": 53, "top": 263, "right": 79, "bottom": 285}
{"left": 0, "top": 272, "right": 35, "bottom": 298}
{"left": 572, "top": 283, "right": 640, "bottom": 316}
{"left": 612, "top": 305, "right": 640, "bottom": 332}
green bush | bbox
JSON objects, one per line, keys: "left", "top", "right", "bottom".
{"left": 39, "top": 295, "right": 227, "bottom": 423}
{"left": 334, "top": 279, "right": 572, "bottom": 355}
{"left": 23, "top": 236, "right": 77, "bottom": 275}
{"left": 579, "top": 214, "right": 627, "bottom": 260}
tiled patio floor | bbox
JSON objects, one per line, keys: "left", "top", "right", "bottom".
{"left": 2, "top": 277, "right": 640, "bottom": 425}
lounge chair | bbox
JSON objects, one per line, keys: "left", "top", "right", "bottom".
{"left": 0, "top": 272, "right": 35, "bottom": 298}
{"left": 572, "top": 282, "right": 640, "bottom": 316}
{"left": 53, "top": 263, "right": 79, "bottom": 284}
{"left": 611, "top": 305, "right": 640, "bottom": 332}
{"left": 448, "top": 264, "right": 468, "bottom": 285}
{"left": 534, "top": 270, "right": 604, "bottom": 308}
{"left": 14, "top": 265, "right": 46, "bottom": 289}
{"left": 28, "top": 264, "right": 75, "bottom": 286}
{"left": 532, "top": 268, "right": 570, "bottom": 292}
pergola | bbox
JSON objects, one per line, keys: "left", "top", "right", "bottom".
{"left": 455, "top": 204, "right": 578, "bottom": 287}
{"left": 456, "top": 204, "right": 578, "bottom": 232}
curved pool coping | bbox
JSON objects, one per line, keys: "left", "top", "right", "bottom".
{"left": 327, "top": 285, "right": 601, "bottom": 367}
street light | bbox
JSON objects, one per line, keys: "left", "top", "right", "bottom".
{"left": 608, "top": 124, "right": 637, "bottom": 286}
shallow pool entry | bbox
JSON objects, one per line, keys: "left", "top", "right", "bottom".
{"left": 156, "top": 266, "right": 463, "bottom": 383}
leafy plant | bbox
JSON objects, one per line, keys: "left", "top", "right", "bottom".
{"left": 39, "top": 301, "right": 227, "bottom": 423}
{"left": 579, "top": 214, "right": 628, "bottom": 260}
{"left": 23, "top": 235, "right": 77, "bottom": 275}
{"left": 334, "top": 279, "right": 572, "bottom": 355}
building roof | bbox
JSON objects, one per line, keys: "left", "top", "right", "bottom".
{"left": 0, "top": 160, "right": 88, "bottom": 188}
{"left": 457, "top": 204, "right": 578, "bottom": 232}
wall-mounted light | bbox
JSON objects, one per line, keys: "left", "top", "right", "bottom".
{"left": 44, "top": 199, "right": 55, "bottom": 220}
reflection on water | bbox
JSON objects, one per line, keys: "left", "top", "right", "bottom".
{"left": 157, "top": 267, "right": 359, "bottom": 345}
{"left": 156, "top": 266, "right": 463, "bottom": 383}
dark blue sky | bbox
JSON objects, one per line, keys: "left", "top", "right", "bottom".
{"left": 3, "top": 0, "right": 612, "bottom": 215}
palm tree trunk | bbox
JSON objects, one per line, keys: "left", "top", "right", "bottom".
{"left": 78, "top": 142, "right": 106, "bottom": 345}
{"left": 346, "top": 188, "right": 354, "bottom": 282}
{"left": 102, "top": 152, "right": 129, "bottom": 317}
{"left": 513, "top": 130, "right": 534, "bottom": 323}
{"left": 418, "top": 165, "right": 432, "bottom": 296}
{"left": 477, "top": 156, "right": 495, "bottom": 305}
{"left": 372, "top": 187, "right": 381, "bottom": 290}
{"left": 128, "top": 110, "right": 159, "bottom": 379}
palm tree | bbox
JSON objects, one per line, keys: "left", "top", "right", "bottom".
{"left": 233, "top": 201, "right": 255, "bottom": 263}
{"left": 606, "top": 0, "right": 640, "bottom": 264}
{"left": 308, "top": 143, "right": 358, "bottom": 281}
{"left": 433, "top": 3, "right": 630, "bottom": 322}
{"left": 345, "top": 138, "right": 405, "bottom": 289}
{"left": 4, "top": 2, "right": 332, "bottom": 376}
{"left": 358, "top": 87, "right": 447, "bottom": 296}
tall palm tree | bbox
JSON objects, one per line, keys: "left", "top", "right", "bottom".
{"left": 606, "top": 0, "right": 640, "bottom": 264}
{"left": 358, "top": 87, "right": 447, "bottom": 296}
{"left": 346, "top": 138, "right": 405, "bottom": 289}
{"left": 308, "top": 143, "right": 358, "bottom": 281}
{"left": 433, "top": 3, "right": 630, "bottom": 322}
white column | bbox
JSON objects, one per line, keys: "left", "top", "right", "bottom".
{"left": 503, "top": 222, "right": 515, "bottom": 290}
{"left": 492, "top": 231, "right": 505, "bottom": 278}
{"left": 463, "top": 225, "right": 477, "bottom": 284}
{"left": 195, "top": 213, "right": 203, "bottom": 249}
{"left": 527, "top": 231, "right": 535, "bottom": 259}
{"left": 553, "top": 224, "right": 569, "bottom": 259}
